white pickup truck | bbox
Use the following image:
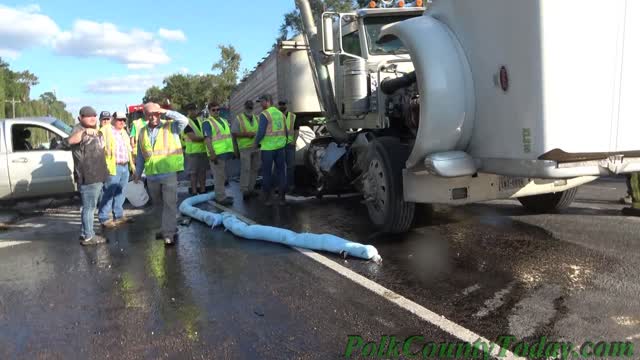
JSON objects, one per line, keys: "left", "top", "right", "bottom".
{"left": 0, "top": 117, "right": 77, "bottom": 201}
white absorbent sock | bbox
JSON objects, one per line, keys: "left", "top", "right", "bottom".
{"left": 179, "top": 193, "right": 382, "bottom": 262}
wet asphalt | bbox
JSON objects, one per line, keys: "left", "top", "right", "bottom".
{"left": 0, "top": 176, "right": 638, "bottom": 359}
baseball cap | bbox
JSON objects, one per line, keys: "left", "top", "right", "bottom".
{"left": 99, "top": 110, "right": 111, "bottom": 120}
{"left": 113, "top": 111, "right": 127, "bottom": 120}
{"left": 79, "top": 106, "right": 97, "bottom": 117}
{"left": 278, "top": 99, "right": 288, "bottom": 106}
{"left": 256, "top": 94, "right": 272, "bottom": 103}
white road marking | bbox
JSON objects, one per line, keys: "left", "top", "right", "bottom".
{"left": 0, "top": 241, "right": 31, "bottom": 249}
{"left": 474, "top": 283, "right": 515, "bottom": 318}
{"left": 209, "top": 202, "right": 523, "bottom": 360}
{"left": 462, "top": 284, "right": 481, "bottom": 296}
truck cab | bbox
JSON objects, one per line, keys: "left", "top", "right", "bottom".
{"left": 0, "top": 117, "right": 76, "bottom": 201}
{"left": 326, "top": 6, "right": 423, "bottom": 130}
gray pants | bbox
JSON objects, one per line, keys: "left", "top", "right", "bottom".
{"left": 239, "top": 148, "right": 261, "bottom": 193}
{"left": 147, "top": 173, "right": 178, "bottom": 237}
{"left": 210, "top": 159, "right": 228, "bottom": 201}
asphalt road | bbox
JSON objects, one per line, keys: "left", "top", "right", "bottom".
{"left": 0, "top": 177, "right": 638, "bottom": 359}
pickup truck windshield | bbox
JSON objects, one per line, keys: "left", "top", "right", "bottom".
{"left": 51, "top": 119, "right": 73, "bottom": 135}
{"left": 364, "top": 15, "right": 419, "bottom": 55}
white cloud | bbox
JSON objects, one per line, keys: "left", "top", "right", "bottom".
{"left": 0, "top": 4, "right": 60, "bottom": 57}
{"left": 53, "top": 20, "right": 171, "bottom": 68}
{"left": 85, "top": 74, "right": 166, "bottom": 94}
{"left": 179, "top": 67, "right": 189, "bottom": 74}
{"left": 158, "top": 28, "right": 186, "bottom": 42}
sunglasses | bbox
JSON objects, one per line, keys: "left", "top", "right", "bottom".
{"left": 115, "top": 118, "right": 126, "bottom": 122}
{"left": 209, "top": 108, "right": 220, "bottom": 112}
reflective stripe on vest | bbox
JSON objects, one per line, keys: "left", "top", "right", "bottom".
{"left": 101, "top": 123, "right": 132, "bottom": 176}
{"left": 259, "top": 107, "right": 286, "bottom": 151}
{"left": 184, "top": 117, "right": 207, "bottom": 154}
{"left": 236, "top": 113, "right": 259, "bottom": 150}
{"left": 285, "top": 112, "right": 296, "bottom": 144}
{"left": 131, "top": 118, "right": 146, "bottom": 155}
{"left": 204, "top": 117, "right": 234, "bottom": 157}
{"left": 139, "top": 121, "right": 184, "bottom": 175}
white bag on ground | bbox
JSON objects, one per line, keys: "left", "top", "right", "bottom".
{"left": 124, "top": 181, "right": 149, "bottom": 207}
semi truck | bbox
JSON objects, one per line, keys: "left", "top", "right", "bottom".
{"left": 230, "top": 0, "right": 640, "bottom": 233}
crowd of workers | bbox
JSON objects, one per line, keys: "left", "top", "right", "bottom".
{"left": 64, "top": 94, "right": 296, "bottom": 246}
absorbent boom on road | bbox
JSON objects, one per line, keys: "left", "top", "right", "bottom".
{"left": 179, "top": 193, "right": 382, "bottom": 262}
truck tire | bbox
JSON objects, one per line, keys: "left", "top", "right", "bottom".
{"left": 517, "top": 187, "right": 579, "bottom": 213}
{"left": 365, "top": 137, "right": 415, "bottom": 233}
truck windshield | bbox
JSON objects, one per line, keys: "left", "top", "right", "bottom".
{"left": 51, "top": 119, "right": 73, "bottom": 135}
{"left": 364, "top": 15, "right": 418, "bottom": 55}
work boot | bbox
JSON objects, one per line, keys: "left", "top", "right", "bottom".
{"left": 115, "top": 216, "right": 134, "bottom": 225}
{"left": 101, "top": 220, "right": 118, "bottom": 229}
{"left": 216, "top": 197, "right": 234, "bottom": 206}
{"left": 80, "top": 235, "right": 107, "bottom": 246}
{"left": 620, "top": 195, "right": 632, "bottom": 205}
{"left": 261, "top": 192, "right": 273, "bottom": 206}
{"left": 622, "top": 207, "right": 640, "bottom": 217}
{"left": 164, "top": 233, "right": 177, "bottom": 246}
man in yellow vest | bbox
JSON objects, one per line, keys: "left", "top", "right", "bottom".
{"left": 99, "top": 111, "right": 112, "bottom": 129}
{"left": 129, "top": 116, "right": 147, "bottom": 157}
{"left": 98, "top": 111, "right": 136, "bottom": 228}
{"left": 232, "top": 100, "right": 261, "bottom": 199}
{"left": 253, "top": 94, "right": 287, "bottom": 206}
{"left": 182, "top": 103, "right": 209, "bottom": 195}
{"left": 133, "top": 102, "right": 188, "bottom": 246}
{"left": 203, "top": 101, "right": 234, "bottom": 206}
{"left": 278, "top": 99, "right": 297, "bottom": 195}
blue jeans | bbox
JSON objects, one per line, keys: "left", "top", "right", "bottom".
{"left": 285, "top": 144, "right": 295, "bottom": 191}
{"left": 98, "top": 165, "right": 130, "bottom": 223}
{"left": 261, "top": 148, "right": 286, "bottom": 194}
{"left": 80, "top": 182, "right": 103, "bottom": 239}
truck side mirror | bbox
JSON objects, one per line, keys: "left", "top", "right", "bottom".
{"left": 321, "top": 12, "right": 337, "bottom": 56}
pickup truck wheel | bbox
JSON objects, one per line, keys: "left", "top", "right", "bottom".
{"left": 517, "top": 187, "right": 579, "bottom": 213}
{"left": 364, "top": 137, "right": 415, "bottom": 233}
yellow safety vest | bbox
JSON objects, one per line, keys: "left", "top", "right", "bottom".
{"left": 204, "top": 116, "right": 234, "bottom": 157}
{"left": 285, "top": 112, "right": 296, "bottom": 145}
{"left": 101, "top": 123, "right": 134, "bottom": 176}
{"left": 260, "top": 107, "right": 286, "bottom": 151}
{"left": 183, "top": 117, "right": 207, "bottom": 154}
{"left": 236, "top": 113, "right": 259, "bottom": 150}
{"left": 131, "top": 117, "right": 146, "bottom": 156}
{"left": 138, "top": 121, "right": 184, "bottom": 175}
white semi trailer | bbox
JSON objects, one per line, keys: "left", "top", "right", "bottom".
{"left": 230, "top": 0, "right": 640, "bottom": 233}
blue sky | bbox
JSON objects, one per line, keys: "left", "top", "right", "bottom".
{"left": 0, "top": 1, "right": 295, "bottom": 117}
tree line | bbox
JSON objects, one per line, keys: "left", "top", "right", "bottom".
{"left": 0, "top": 58, "right": 74, "bottom": 124}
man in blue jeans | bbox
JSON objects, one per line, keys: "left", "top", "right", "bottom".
{"left": 98, "top": 111, "right": 135, "bottom": 228}
{"left": 277, "top": 100, "right": 297, "bottom": 194}
{"left": 253, "top": 94, "right": 287, "bottom": 206}
{"left": 64, "top": 106, "right": 110, "bottom": 245}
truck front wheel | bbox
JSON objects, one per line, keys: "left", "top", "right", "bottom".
{"left": 364, "top": 137, "right": 415, "bottom": 233}
{"left": 517, "top": 187, "right": 579, "bottom": 213}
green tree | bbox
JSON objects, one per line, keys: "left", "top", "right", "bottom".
{"left": 211, "top": 45, "right": 241, "bottom": 104}
{"left": 0, "top": 58, "right": 73, "bottom": 122}
{"left": 141, "top": 45, "right": 242, "bottom": 111}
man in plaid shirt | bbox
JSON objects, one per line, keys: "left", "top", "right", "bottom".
{"left": 98, "top": 111, "right": 136, "bottom": 228}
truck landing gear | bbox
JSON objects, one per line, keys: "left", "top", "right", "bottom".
{"left": 363, "top": 137, "right": 415, "bottom": 233}
{"left": 517, "top": 187, "right": 578, "bottom": 213}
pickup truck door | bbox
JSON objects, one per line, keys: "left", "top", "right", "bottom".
{"left": 0, "top": 124, "right": 10, "bottom": 200}
{"left": 5, "top": 120, "right": 75, "bottom": 199}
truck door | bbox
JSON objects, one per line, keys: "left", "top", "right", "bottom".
{"left": 6, "top": 121, "right": 75, "bottom": 199}
{"left": 0, "top": 123, "right": 11, "bottom": 200}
